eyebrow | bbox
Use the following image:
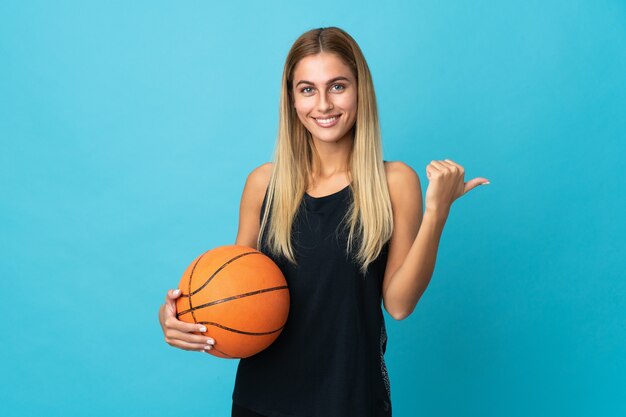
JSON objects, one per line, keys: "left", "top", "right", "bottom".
{"left": 295, "top": 76, "right": 351, "bottom": 87}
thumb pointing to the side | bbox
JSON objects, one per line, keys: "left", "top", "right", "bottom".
{"left": 464, "top": 177, "right": 490, "bottom": 194}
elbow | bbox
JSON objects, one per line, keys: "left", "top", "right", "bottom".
{"left": 386, "top": 305, "right": 413, "bottom": 321}
{"left": 384, "top": 292, "right": 423, "bottom": 321}
{"left": 391, "top": 310, "right": 411, "bottom": 321}
{"left": 386, "top": 299, "right": 420, "bottom": 321}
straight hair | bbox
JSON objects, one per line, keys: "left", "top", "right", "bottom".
{"left": 258, "top": 26, "right": 393, "bottom": 275}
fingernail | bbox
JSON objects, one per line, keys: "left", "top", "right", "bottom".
{"left": 207, "top": 338, "right": 214, "bottom": 345}
{"left": 205, "top": 345, "right": 212, "bottom": 350}
{"left": 199, "top": 326, "right": 207, "bottom": 332}
{"left": 173, "top": 289, "right": 180, "bottom": 296}
{"left": 483, "top": 181, "right": 490, "bottom": 185}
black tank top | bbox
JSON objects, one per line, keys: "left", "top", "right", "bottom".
{"left": 232, "top": 181, "right": 392, "bottom": 417}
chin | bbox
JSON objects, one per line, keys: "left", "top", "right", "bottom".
{"left": 309, "top": 127, "right": 350, "bottom": 142}
{"left": 312, "top": 133, "right": 343, "bottom": 143}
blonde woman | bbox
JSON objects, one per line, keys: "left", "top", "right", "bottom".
{"left": 158, "top": 26, "right": 489, "bottom": 417}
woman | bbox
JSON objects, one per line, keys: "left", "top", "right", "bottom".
{"left": 158, "top": 26, "right": 489, "bottom": 417}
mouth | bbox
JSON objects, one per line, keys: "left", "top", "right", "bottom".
{"left": 312, "top": 114, "right": 341, "bottom": 128}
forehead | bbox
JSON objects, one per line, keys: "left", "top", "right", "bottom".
{"left": 293, "top": 53, "right": 353, "bottom": 82}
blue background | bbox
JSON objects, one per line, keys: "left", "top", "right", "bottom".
{"left": 1, "top": 1, "right": 625, "bottom": 416}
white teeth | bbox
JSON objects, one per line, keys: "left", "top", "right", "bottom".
{"left": 316, "top": 116, "right": 339, "bottom": 124}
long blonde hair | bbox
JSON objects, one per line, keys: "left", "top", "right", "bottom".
{"left": 258, "top": 26, "right": 393, "bottom": 275}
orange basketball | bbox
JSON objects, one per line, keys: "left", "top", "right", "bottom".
{"left": 175, "top": 245, "right": 290, "bottom": 359}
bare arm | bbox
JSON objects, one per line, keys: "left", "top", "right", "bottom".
{"left": 381, "top": 162, "right": 441, "bottom": 320}
{"left": 382, "top": 159, "right": 489, "bottom": 320}
{"left": 235, "top": 162, "right": 273, "bottom": 248}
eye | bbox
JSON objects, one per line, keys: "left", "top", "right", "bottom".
{"left": 331, "top": 84, "right": 345, "bottom": 91}
{"left": 301, "top": 87, "right": 314, "bottom": 94}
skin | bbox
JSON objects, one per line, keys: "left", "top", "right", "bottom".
{"left": 158, "top": 51, "right": 490, "bottom": 353}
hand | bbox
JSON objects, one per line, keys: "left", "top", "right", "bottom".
{"left": 424, "top": 159, "right": 489, "bottom": 217}
{"left": 158, "top": 288, "right": 216, "bottom": 353}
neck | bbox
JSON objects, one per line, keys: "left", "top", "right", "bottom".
{"left": 309, "top": 132, "right": 353, "bottom": 180}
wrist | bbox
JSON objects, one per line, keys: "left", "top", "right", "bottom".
{"left": 424, "top": 206, "right": 450, "bottom": 223}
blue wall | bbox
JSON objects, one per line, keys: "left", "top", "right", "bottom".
{"left": 1, "top": 1, "right": 624, "bottom": 416}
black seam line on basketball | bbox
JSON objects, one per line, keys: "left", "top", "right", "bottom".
{"left": 180, "top": 251, "right": 261, "bottom": 298}
{"left": 177, "top": 285, "right": 288, "bottom": 316}
{"left": 181, "top": 251, "right": 263, "bottom": 298}
{"left": 210, "top": 345, "right": 238, "bottom": 359}
{"left": 185, "top": 250, "right": 258, "bottom": 322}
{"left": 187, "top": 249, "right": 213, "bottom": 325}
{"left": 197, "top": 321, "right": 286, "bottom": 336}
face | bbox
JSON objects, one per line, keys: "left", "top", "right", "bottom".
{"left": 291, "top": 52, "right": 357, "bottom": 144}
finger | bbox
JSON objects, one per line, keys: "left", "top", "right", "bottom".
{"left": 166, "top": 288, "right": 182, "bottom": 302}
{"left": 443, "top": 159, "right": 465, "bottom": 175}
{"left": 426, "top": 161, "right": 441, "bottom": 180}
{"left": 464, "top": 177, "right": 490, "bottom": 193}
{"left": 437, "top": 160, "right": 458, "bottom": 173}
{"left": 431, "top": 161, "right": 449, "bottom": 172}
{"left": 166, "top": 337, "right": 214, "bottom": 352}
{"left": 164, "top": 316, "right": 209, "bottom": 334}
{"left": 167, "top": 328, "right": 215, "bottom": 345}
{"left": 428, "top": 160, "right": 442, "bottom": 171}
{"left": 165, "top": 289, "right": 181, "bottom": 314}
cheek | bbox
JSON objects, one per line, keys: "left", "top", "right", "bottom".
{"left": 294, "top": 100, "right": 314, "bottom": 119}
{"left": 294, "top": 106, "right": 307, "bottom": 122}
{"left": 337, "top": 94, "right": 357, "bottom": 113}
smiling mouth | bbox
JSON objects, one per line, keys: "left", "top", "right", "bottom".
{"left": 312, "top": 114, "right": 341, "bottom": 126}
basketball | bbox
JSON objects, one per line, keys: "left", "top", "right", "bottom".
{"left": 175, "top": 245, "right": 290, "bottom": 359}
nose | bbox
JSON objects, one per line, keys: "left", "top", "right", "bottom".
{"left": 317, "top": 90, "right": 334, "bottom": 113}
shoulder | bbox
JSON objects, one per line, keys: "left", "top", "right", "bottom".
{"left": 383, "top": 160, "right": 423, "bottom": 222}
{"left": 246, "top": 162, "right": 274, "bottom": 194}
{"left": 240, "top": 162, "right": 273, "bottom": 211}
{"left": 384, "top": 161, "right": 421, "bottom": 194}
{"left": 235, "top": 162, "right": 274, "bottom": 248}
{"left": 248, "top": 161, "right": 274, "bottom": 182}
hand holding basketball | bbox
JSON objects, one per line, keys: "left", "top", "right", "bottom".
{"left": 158, "top": 245, "right": 289, "bottom": 359}
{"left": 174, "top": 245, "right": 290, "bottom": 359}
{"left": 158, "top": 288, "right": 216, "bottom": 353}
{"left": 424, "top": 159, "right": 489, "bottom": 217}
